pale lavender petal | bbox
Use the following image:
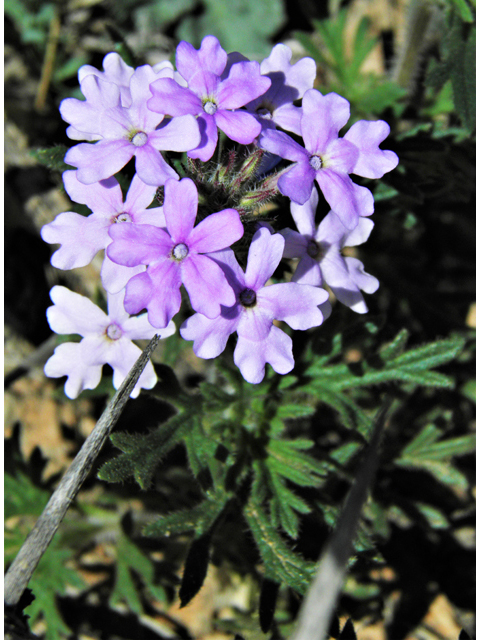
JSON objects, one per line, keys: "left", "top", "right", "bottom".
{"left": 315, "top": 210, "right": 350, "bottom": 246}
{"left": 108, "top": 223, "right": 172, "bottom": 266}
{"left": 244, "top": 227, "right": 284, "bottom": 290}
{"left": 144, "top": 261, "right": 183, "bottom": 327}
{"left": 208, "top": 247, "right": 246, "bottom": 294}
{"left": 175, "top": 41, "right": 202, "bottom": 82}
{"left": 343, "top": 217, "right": 374, "bottom": 247}
{"left": 236, "top": 304, "right": 274, "bottom": 342}
{"left": 344, "top": 120, "right": 399, "bottom": 178}
{"left": 259, "top": 128, "right": 307, "bottom": 163}
{"left": 301, "top": 90, "right": 350, "bottom": 152}
{"left": 44, "top": 342, "right": 103, "bottom": 399}
{"left": 164, "top": 178, "right": 198, "bottom": 241}
{"left": 41, "top": 212, "right": 110, "bottom": 270}
{"left": 291, "top": 256, "right": 323, "bottom": 286}
{"left": 260, "top": 44, "right": 316, "bottom": 101}
{"left": 187, "top": 115, "right": 218, "bottom": 161}
{"left": 259, "top": 282, "right": 328, "bottom": 329}
{"left": 214, "top": 110, "right": 262, "bottom": 145}
{"left": 234, "top": 326, "right": 293, "bottom": 384}
{"left": 189, "top": 209, "right": 243, "bottom": 253}
{"left": 128, "top": 65, "right": 167, "bottom": 130}
{"left": 279, "top": 228, "right": 309, "bottom": 259}
{"left": 324, "top": 137, "right": 359, "bottom": 174}
{"left": 122, "top": 313, "right": 175, "bottom": 341}
{"left": 149, "top": 114, "right": 201, "bottom": 152}
{"left": 66, "top": 126, "right": 101, "bottom": 141}
{"left": 188, "top": 69, "right": 220, "bottom": 98}
{"left": 345, "top": 257, "right": 379, "bottom": 294}
{"left": 78, "top": 53, "right": 134, "bottom": 106}
{"left": 60, "top": 101, "right": 103, "bottom": 138}
{"left": 197, "top": 35, "right": 227, "bottom": 75}
{"left": 62, "top": 171, "right": 122, "bottom": 215}
{"left": 272, "top": 103, "right": 303, "bottom": 135}
{"left": 134, "top": 144, "right": 178, "bottom": 186}
{"left": 66, "top": 140, "right": 134, "bottom": 184}
{"left": 148, "top": 78, "right": 202, "bottom": 116}
{"left": 101, "top": 254, "right": 146, "bottom": 294}
{"left": 278, "top": 163, "right": 315, "bottom": 205}
{"left": 218, "top": 61, "right": 271, "bottom": 109}
{"left": 135, "top": 206, "right": 166, "bottom": 227}
{"left": 98, "top": 106, "right": 134, "bottom": 139}
{"left": 182, "top": 254, "right": 236, "bottom": 318}
{"left": 316, "top": 170, "right": 363, "bottom": 230}
{"left": 108, "top": 339, "right": 157, "bottom": 396}
{"left": 123, "top": 271, "right": 154, "bottom": 315}
{"left": 124, "top": 173, "right": 157, "bottom": 213}
{"left": 180, "top": 311, "right": 238, "bottom": 359}
{"left": 47, "top": 286, "right": 107, "bottom": 336}
{"left": 290, "top": 187, "right": 318, "bottom": 237}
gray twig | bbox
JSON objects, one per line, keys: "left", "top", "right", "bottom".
{"left": 290, "top": 397, "right": 393, "bottom": 640}
{"left": 4, "top": 335, "right": 160, "bottom": 607}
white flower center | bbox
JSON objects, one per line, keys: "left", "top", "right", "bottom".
{"left": 203, "top": 101, "right": 217, "bottom": 115}
{"left": 172, "top": 243, "right": 189, "bottom": 261}
{"left": 309, "top": 155, "right": 322, "bottom": 171}
{"left": 115, "top": 213, "right": 132, "bottom": 223}
{"left": 239, "top": 288, "right": 256, "bottom": 308}
{"left": 256, "top": 105, "right": 273, "bottom": 119}
{"left": 131, "top": 131, "right": 148, "bottom": 147}
{"left": 106, "top": 323, "right": 122, "bottom": 340}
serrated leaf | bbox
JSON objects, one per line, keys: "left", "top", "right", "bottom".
{"left": 110, "top": 533, "right": 156, "bottom": 615}
{"left": 144, "top": 489, "right": 229, "bottom": 538}
{"left": 30, "top": 145, "right": 74, "bottom": 172}
{"left": 244, "top": 495, "right": 315, "bottom": 593}
{"left": 277, "top": 402, "right": 316, "bottom": 420}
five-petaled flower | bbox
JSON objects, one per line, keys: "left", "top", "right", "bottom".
{"left": 107, "top": 177, "right": 244, "bottom": 328}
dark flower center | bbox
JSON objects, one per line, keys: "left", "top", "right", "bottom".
{"left": 106, "top": 323, "right": 122, "bottom": 340}
{"left": 172, "top": 243, "right": 189, "bottom": 261}
{"left": 131, "top": 131, "right": 148, "bottom": 147}
{"left": 309, "top": 155, "right": 322, "bottom": 171}
{"left": 203, "top": 100, "right": 218, "bottom": 115}
{"left": 239, "top": 288, "right": 257, "bottom": 307}
{"left": 307, "top": 239, "right": 321, "bottom": 258}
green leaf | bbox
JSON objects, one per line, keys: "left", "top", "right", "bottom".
{"left": 144, "top": 489, "right": 229, "bottom": 538}
{"left": 177, "top": 0, "right": 286, "bottom": 59}
{"left": 244, "top": 491, "right": 315, "bottom": 593}
{"left": 413, "top": 502, "right": 450, "bottom": 529}
{"left": 30, "top": 145, "right": 74, "bottom": 172}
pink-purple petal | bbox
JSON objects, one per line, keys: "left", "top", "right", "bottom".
{"left": 344, "top": 120, "right": 399, "bottom": 178}
{"left": 180, "top": 311, "right": 237, "bottom": 359}
{"left": 214, "top": 110, "right": 262, "bottom": 145}
{"left": 188, "top": 208, "right": 243, "bottom": 253}
{"left": 149, "top": 114, "right": 201, "bottom": 152}
{"left": 259, "top": 282, "right": 327, "bottom": 329}
{"left": 66, "top": 140, "right": 134, "bottom": 184}
{"left": 148, "top": 78, "right": 203, "bottom": 116}
{"left": 134, "top": 144, "right": 178, "bottom": 186}
{"left": 108, "top": 223, "right": 172, "bottom": 266}
{"left": 259, "top": 128, "right": 307, "bottom": 163}
{"left": 278, "top": 163, "right": 315, "bottom": 205}
{"left": 164, "top": 178, "right": 198, "bottom": 241}
{"left": 63, "top": 171, "right": 122, "bottom": 214}
{"left": 245, "top": 227, "right": 284, "bottom": 290}
{"left": 182, "top": 254, "right": 236, "bottom": 318}
{"left": 218, "top": 61, "right": 271, "bottom": 109}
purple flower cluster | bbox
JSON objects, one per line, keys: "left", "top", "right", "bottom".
{"left": 42, "top": 35, "right": 398, "bottom": 395}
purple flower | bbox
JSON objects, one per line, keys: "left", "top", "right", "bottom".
{"left": 41, "top": 171, "right": 167, "bottom": 294}
{"left": 281, "top": 189, "right": 379, "bottom": 313}
{"left": 244, "top": 43, "right": 316, "bottom": 136}
{"left": 107, "top": 177, "right": 244, "bottom": 328}
{"left": 60, "top": 65, "right": 201, "bottom": 186}
{"left": 343, "top": 120, "right": 399, "bottom": 178}
{"left": 44, "top": 286, "right": 175, "bottom": 398}
{"left": 259, "top": 89, "right": 377, "bottom": 229}
{"left": 180, "top": 227, "right": 329, "bottom": 384}
{"left": 147, "top": 35, "right": 271, "bottom": 161}
{"left": 77, "top": 53, "right": 174, "bottom": 110}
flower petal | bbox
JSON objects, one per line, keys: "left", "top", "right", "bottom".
{"left": 344, "top": 120, "right": 399, "bottom": 178}
{"left": 101, "top": 253, "right": 146, "bottom": 294}
{"left": 148, "top": 78, "right": 202, "bottom": 116}
{"left": 66, "top": 140, "right": 134, "bottom": 184}
{"left": 134, "top": 144, "right": 178, "bottom": 186}
{"left": 108, "top": 223, "right": 172, "bottom": 266}
{"left": 259, "top": 282, "right": 328, "bottom": 329}
{"left": 44, "top": 342, "right": 103, "bottom": 399}
{"left": 47, "top": 286, "right": 108, "bottom": 336}
{"left": 259, "top": 128, "right": 307, "bottom": 163}
{"left": 278, "top": 163, "right": 315, "bottom": 205}
{"left": 189, "top": 208, "right": 243, "bottom": 253}
{"left": 245, "top": 227, "right": 284, "bottom": 290}
{"left": 290, "top": 186, "right": 318, "bottom": 236}
{"left": 218, "top": 61, "right": 271, "bottom": 109}
{"left": 182, "top": 254, "right": 236, "bottom": 318}
{"left": 301, "top": 89, "right": 350, "bottom": 152}
{"left": 234, "top": 326, "right": 293, "bottom": 384}
{"left": 180, "top": 310, "right": 238, "bottom": 359}
{"left": 149, "top": 114, "right": 201, "bottom": 152}
{"left": 164, "top": 177, "right": 198, "bottom": 241}
{"left": 214, "top": 110, "right": 261, "bottom": 145}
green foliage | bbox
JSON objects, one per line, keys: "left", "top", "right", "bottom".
{"left": 30, "top": 145, "right": 74, "bottom": 172}
{"left": 425, "top": 4, "right": 476, "bottom": 132}
{"left": 296, "top": 9, "right": 406, "bottom": 118}
{"left": 177, "top": 0, "right": 286, "bottom": 59}
{"left": 5, "top": 473, "right": 85, "bottom": 640}
{"left": 5, "top": 0, "right": 55, "bottom": 47}
{"left": 395, "top": 423, "right": 475, "bottom": 492}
